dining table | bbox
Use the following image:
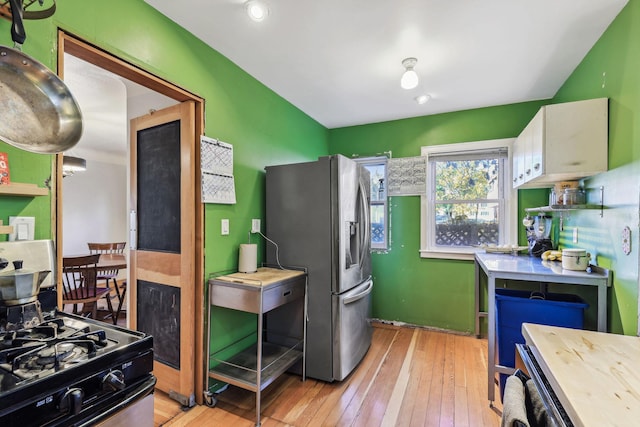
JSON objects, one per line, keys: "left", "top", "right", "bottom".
{"left": 96, "top": 253, "right": 127, "bottom": 271}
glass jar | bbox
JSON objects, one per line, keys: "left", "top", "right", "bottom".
{"left": 563, "top": 187, "right": 585, "bottom": 205}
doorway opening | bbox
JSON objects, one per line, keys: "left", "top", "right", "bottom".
{"left": 55, "top": 32, "right": 206, "bottom": 405}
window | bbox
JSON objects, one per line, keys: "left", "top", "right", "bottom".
{"left": 420, "top": 139, "right": 516, "bottom": 260}
{"left": 356, "top": 156, "right": 388, "bottom": 250}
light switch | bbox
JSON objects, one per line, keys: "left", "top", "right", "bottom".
{"left": 9, "top": 216, "right": 35, "bottom": 241}
{"left": 221, "top": 219, "right": 230, "bottom": 235}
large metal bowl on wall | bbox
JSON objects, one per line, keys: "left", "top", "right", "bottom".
{"left": 0, "top": 0, "right": 82, "bottom": 154}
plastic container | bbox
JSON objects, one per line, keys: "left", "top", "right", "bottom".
{"left": 562, "top": 248, "right": 590, "bottom": 271}
{"left": 495, "top": 288, "right": 588, "bottom": 401}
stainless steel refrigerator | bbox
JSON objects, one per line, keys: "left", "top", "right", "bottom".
{"left": 265, "top": 154, "right": 373, "bottom": 382}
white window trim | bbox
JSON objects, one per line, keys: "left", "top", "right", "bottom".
{"left": 419, "top": 138, "right": 517, "bottom": 260}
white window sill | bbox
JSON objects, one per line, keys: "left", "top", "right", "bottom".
{"left": 419, "top": 249, "right": 475, "bottom": 261}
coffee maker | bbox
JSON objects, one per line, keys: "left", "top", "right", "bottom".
{"left": 524, "top": 214, "right": 554, "bottom": 257}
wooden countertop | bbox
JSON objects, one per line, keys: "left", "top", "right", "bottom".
{"left": 522, "top": 323, "right": 640, "bottom": 427}
{"left": 213, "top": 267, "right": 305, "bottom": 287}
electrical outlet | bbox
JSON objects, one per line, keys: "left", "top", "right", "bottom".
{"left": 573, "top": 227, "right": 578, "bottom": 243}
{"left": 221, "top": 219, "right": 230, "bottom": 235}
{"left": 251, "top": 219, "right": 261, "bottom": 233}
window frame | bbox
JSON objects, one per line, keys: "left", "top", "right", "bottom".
{"left": 355, "top": 156, "right": 389, "bottom": 251}
{"left": 420, "top": 138, "right": 516, "bottom": 260}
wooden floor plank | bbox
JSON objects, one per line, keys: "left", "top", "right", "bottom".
{"left": 155, "top": 323, "right": 502, "bottom": 427}
{"left": 439, "top": 333, "right": 456, "bottom": 427}
{"left": 423, "top": 330, "right": 446, "bottom": 427}
{"left": 310, "top": 326, "right": 399, "bottom": 427}
{"left": 453, "top": 335, "right": 471, "bottom": 427}
{"left": 351, "top": 327, "right": 415, "bottom": 427}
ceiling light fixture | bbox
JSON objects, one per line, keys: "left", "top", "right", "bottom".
{"left": 62, "top": 155, "right": 86, "bottom": 177}
{"left": 400, "top": 57, "right": 419, "bottom": 90}
{"left": 246, "top": 0, "right": 269, "bottom": 22}
{"left": 415, "top": 94, "right": 431, "bottom": 105}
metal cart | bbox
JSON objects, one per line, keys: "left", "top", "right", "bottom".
{"left": 204, "top": 266, "right": 307, "bottom": 426}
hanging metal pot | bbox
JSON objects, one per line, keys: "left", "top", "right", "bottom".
{"left": 0, "top": 0, "right": 82, "bottom": 154}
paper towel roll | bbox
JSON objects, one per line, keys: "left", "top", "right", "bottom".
{"left": 238, "top": 244, "right": 257, "bottom": 273}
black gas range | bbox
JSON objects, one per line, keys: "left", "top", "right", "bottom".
{"left": 0, "top": 304, "right": 155, "bottom": 427}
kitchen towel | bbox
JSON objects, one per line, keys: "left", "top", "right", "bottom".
{"left": 501, "top": 375, "right": 530, "bottom": 427}
{"left": 525, "top": 379, "right": 551, "bottom": 427}
{"left": 238, "top": 243, "right": 257, "bottom": 273}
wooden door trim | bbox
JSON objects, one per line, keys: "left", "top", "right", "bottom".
{"left": 56, "top": 31, "right": 206, "bottom": 405}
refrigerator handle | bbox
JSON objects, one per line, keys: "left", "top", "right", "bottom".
{"left": 343, "top": 279, "right": 373, "bottom": 305}
{"left": 358, "top": 180, "right": 370, "bottom": 267}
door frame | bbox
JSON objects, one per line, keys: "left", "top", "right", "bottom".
{"left": 55, "top": 31, "right": 206, "bottom": 404}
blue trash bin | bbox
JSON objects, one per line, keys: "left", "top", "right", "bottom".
{"left": 495, "top": 288, "right": 588, "bottom": 401}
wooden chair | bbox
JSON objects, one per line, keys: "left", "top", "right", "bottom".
{"left": 88, "top": 242, "right": 127, "bottom": 324}
{"left": 62, "top": 254, "right": 115, "bottom": 321}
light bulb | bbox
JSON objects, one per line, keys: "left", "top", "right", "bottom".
{"left": 400, "top": 57, "right": 419, "bottom": 90}
{"left": 401, "top": 70, "right": 419, "bottom": 89}
{"left": 415, "top": 94, "right": 431, "bottom": 105}
{"left": 246, "top": 1, "right": 269, "bottom": 22}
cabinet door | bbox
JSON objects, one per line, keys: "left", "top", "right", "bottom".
{"left": 529, "top": 109, "right": 544, "bottom": 181}
{"left": 522, "top": 120, "right": 533, "bottom": 183}
{"left": 512, "top": 131, "right": 525, "bottom": 188}
{"left": 543, "top": 98, "right": 608, "bottom": 178}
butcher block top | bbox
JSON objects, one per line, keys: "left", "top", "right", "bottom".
{"left": 213, "top": 267, "right": 305, "bottom": 287}
{"left": 522, "top": 323, "right": 640, "bottom": 427}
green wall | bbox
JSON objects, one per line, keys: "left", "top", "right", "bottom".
{"left": 329, "top": 1, "right": 639, "bottom": 335}
{"left": 2, "top": 0, "right": 638, "bottom": 341}
{"left": 0, "top": 0, "right": 328, "bottom": 355}
{"left": 0, "top": 146, "right": 51, "bottom": 240}
{"left": 329, "top": 102, "right": 548, "bottom": 332}
{"left": 548, "top": 0, "right": 640, "bottom": 335}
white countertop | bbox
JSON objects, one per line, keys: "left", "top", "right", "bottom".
{"left": 475, "top": 252, "right": 609, "bottom": 281}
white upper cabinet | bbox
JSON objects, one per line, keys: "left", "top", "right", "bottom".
{"left": 512, "top": 98, "right": 608, "bottom": 188}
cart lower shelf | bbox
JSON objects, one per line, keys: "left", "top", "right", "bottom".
{"left": 208, "top": 341, "right": 303, "bottom": 392}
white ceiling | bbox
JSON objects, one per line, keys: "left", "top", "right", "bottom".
{"left": 64, "top": 54, "right": 177, "bottom": 162}
{"left": 144, "top": 0, "right": 628, "bottom": 129}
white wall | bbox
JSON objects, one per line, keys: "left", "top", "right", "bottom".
{"left": 62, "top": 158, "right": 128, "bottom": 256}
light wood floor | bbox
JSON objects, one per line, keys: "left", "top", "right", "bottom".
{"left": 154, "top": 323, "right": 502, "bottom": 426}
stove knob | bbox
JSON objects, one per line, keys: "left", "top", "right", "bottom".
{"left": 59, "top": 388, "right": 84, "bottom": 415}
{"left": 102, "top": 369, "right": 125, "bottom": 392}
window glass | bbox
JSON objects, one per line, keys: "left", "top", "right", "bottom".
{"left": 434, "top": 157, "right": 500, "bottom": 247}
{"left": 420, "top": 139, "right": 516, "bottom": 260}
{"left": 356, "top": 157, "right": 388, "bottom": 250}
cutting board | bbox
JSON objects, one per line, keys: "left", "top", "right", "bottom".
{"left": 215, "top": 267, "right": 305, "bottom": 286}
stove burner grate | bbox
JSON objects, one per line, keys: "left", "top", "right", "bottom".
{"left": 0, "top": 320, "right": 111, "bottom": 379}
{"left": 0, "top": 301, "right": 44, "bottom": 332}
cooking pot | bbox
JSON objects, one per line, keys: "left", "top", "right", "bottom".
{"left": 562, "top": 248, "right": 590, "bottom": 271}
{"left": 0, "top": 267, "right": 51, "bottom": 305}
{"left": 0, "top": 0, "right": 82, "bottom": 154}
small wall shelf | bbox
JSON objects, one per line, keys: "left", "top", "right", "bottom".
{"left": 0, "top": 183, "right": 49, "bottom": 197}
{"left": 524, "top": 186, "right": 605, "bottom": 218}
{"left": 0, "top": 225, "right": 13, "bottom": 235}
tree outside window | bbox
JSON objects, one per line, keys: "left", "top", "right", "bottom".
{"left": 434, "top": 157, "right": 500, "bottom": 247}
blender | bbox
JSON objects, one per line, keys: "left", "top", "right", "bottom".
{"left": 525, "top": 214, "right": 554, "bottom": 257}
